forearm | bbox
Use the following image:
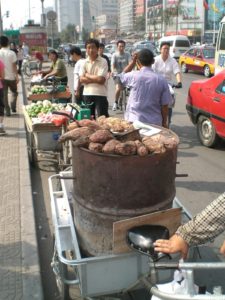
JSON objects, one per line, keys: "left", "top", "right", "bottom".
{"left": 44, "top": 70, "right": 57, "bottom": 77}
{"left": 83, "top": 74, "right": 105, "bottom": 84}
{"left": 161, "top": 105, "right": 168, "bottom": 128}
{"left": 176, "top": 193, "right": 225, "bottom": 246}
{"left": 80, "top": 76, "right": 91, "bottom": 84}
{"left": 123, "top": 59, "right": 136, "bottom": 73}
{"left": 176, "top": 72, "right": 182, "bottom": 84}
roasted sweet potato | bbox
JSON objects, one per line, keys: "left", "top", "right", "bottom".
{"left": 115, "top": 141, "right": 137, "bottom": 156}
{"left": 88, "top": 142, "right": 103, "bottom": 153}
{"left": 78, "top": 119, "right": 102, "bottom": 130}
{"left": 89, "top": 129, "right": 113, "bottom": 143}
{"left": 134, "top": 140, "right": 149, "bottom": 156}
{"left": 102, "top": 139, "right": 121, "bottom": 154}
{"left": 59, "top": 127, "right": 95, "bottom": 143}
{"left": 67, "top": 121, "right": 79, "bottom": 131}
{"left": 72, "top": 136, "right": 89, "bottom": 148}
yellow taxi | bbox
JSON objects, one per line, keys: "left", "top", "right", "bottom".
{"left": 179, "top": 45, "right": 215, "bottom": 77}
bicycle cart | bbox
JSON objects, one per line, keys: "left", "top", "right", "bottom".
{"left": 49, "top": 171, "right": 225, "bottom": 300}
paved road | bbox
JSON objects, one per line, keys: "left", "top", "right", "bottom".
{"left": 29, "top": 68, "right": 225, "bottom": 299}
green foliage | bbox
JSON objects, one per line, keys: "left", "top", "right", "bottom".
{"left": 59, "top": 23, "right": 79, "bottom": 43}
{"left": 134, "top": 16, "right": 145, "bottom": 32}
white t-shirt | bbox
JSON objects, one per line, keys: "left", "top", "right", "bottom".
{"left": 152, "top": 55, "right": 180, "bottom": 83}
{"left": 0, "top": 48, "right": 17, "bottom": 80}
{"left": 73, "top": 58, "right": 85, "bottom": 91}
{"left": 80, "top": 55, "right": 108, "bottom": 97}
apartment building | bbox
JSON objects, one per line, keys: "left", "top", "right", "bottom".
{"left": 54, "top": 0, "right": 80, "bottom": 32}
{"left": 118, "top": 0, "right": 134, "bottom": 33}
{"left": 146, "top": 0, "right": 206, "bottom": 42}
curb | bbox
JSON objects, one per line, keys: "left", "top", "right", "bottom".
{"left": 19, "top": 77, "right": 44, "bottom": 299}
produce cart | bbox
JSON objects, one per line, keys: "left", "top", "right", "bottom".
{"left": 23, "top": 103, "right": 75, "bottom": 170}
{"left": 27, "top": 76, "right": 72, "bottom": 104}
{"left": 23, "top": 105, "right": 62, "bottom": 164}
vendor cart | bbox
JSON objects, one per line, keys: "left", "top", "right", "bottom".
{"left": 27, "top": 76, "right": 72, "bottom": 104}
{"left": 48, "top": 171, "right": 225, "bottom": 300}
{"left": 23, "top": 106, "right": 72, "bottom": 170}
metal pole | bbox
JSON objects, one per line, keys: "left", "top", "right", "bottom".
{"left": 51, "top": 21, "right": 54, "bottom": 48}
{"left": 213, "top": 0, "right": 216, "bottom": 45}
{"left": 28, "top": 0, "right": 31, "bottom": 19}
{"left": 0, "top": 0, "right": 3, "bottom": 35}
{"left": 145, "top": 0, "right": 148, "bottom": 37}
{"left": 79, "top": 0, "right": 83, "bottom": 41}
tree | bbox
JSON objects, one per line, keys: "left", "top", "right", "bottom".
{"left": 59, "top": 23, "right": 78, "bottom": 43}
{"left": 134, "top": 16, "right": 145, "bottom": 32}
{"left": 163, "top": 0, "right": 184, "bottom": 34}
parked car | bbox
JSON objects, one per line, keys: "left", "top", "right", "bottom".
{"left": 186, "top": 70, "right": 225, "bottom": 147}
{"left": 158, "top": 35, "right": 190, "bottom": 59}
{"left": 103, "top": 48, "right": 112, "bottom": 61}
{"left": 131, "top": 43, "right": 158, "bottom": 56}
{"left": 179, "top": 45, "right": 215, "bottom": 77}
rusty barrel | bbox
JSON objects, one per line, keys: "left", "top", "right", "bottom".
{"left": 72, "top": 131, "right": 179, "bottom": 256}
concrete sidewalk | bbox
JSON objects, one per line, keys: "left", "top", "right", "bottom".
{"left": 0, "top": 79, "right": 43, "bottom": 299}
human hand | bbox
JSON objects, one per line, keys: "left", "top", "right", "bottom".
{"left": 75, "top": 90, "right": 80, "bottom": 98}
{"left": 154, "top": 234, "right": 189, "bottom": 259}
{"left": 175, "top": 82, "right": 182, "bottom": 88}
{"left": 220, "top": 240, "right": 225, "bottom": 256}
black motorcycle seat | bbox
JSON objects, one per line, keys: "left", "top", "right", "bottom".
{"left": 126, "top": 224, "right": 169, "bottom": 260}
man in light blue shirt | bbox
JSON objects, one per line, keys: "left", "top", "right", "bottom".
{"left": 118, "top": 49, "right": 172, "bottom": 128}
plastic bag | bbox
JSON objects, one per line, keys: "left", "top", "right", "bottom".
{"left": 151, "top": 260, "right": 199, "bottom": 300}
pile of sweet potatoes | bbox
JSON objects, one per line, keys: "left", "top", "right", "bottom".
{"left": 58, "top": 117, "right": 178, "bottom": 156}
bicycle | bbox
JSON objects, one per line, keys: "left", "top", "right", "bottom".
{"left": 22, "top": 55, "right": 38, "bottom": 77}
{"left": 118, "top": 87, "right": 130, "bottom": 111}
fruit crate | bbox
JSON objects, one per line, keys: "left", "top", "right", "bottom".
{"left": 27, "top": 88, "right": 72, "bottom": 101}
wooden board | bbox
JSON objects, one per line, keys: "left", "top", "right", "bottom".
{"left": 113, "top": 208, "right": 181, "bottom": 254}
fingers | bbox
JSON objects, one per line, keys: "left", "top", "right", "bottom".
{"left": 154, "top": 235, "right": 189, "bottom": 259}
{"left": 154, "top": 239, "right": 173, "bottom": 254}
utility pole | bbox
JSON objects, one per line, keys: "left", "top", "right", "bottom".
{"left": 0, "top": 0, "right": 3, "bottom": 35}
{"left": 79, "top": 0, "right": 83, "bottom": 42}
{"left": 40, "top": 0, "right": 46, "bottom": 27}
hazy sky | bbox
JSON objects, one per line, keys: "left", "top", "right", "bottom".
{"left": 1, "top": 0, "right": 54, "bottom": 29}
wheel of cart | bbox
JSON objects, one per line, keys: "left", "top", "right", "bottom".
{"left": 49, "top": 173, "right": 225, "bottom": 300}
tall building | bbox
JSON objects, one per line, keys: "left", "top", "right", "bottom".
{"left": 118, "top": 0, "right": 134, "bottom": 33}
{"left": 54, "top": 0, "right": 80, "bottom": 32}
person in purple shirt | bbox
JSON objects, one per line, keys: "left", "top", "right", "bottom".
{"left": 118, "top": 49, "right": 172, "bottom": 128}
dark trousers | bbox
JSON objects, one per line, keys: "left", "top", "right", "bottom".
{"left": 0, "top": 89, "right": 4, "bottom": 116}
{"left": 3, "top": 79, "right": 18, "bottom": 115}
{"left": 83, "top": 95, "right": 109, "bottom": 119}
{"left": 18, "top": 60, "right": 23, "bottom": 75}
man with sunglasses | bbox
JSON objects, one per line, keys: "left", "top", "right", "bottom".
{"left": 152, "top": 42, "right": 182, "bottom": 126}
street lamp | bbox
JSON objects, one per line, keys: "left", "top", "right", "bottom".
{"left": 0, "top": 0, "right": 3, "bottom": 35}
{"left": 40, "top": 0, "right": 46, "bottom": 26}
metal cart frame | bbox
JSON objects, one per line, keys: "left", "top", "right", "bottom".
{"left": 49, "top": 172, "right": 225, "bottom": 300}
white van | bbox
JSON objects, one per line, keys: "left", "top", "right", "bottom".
{"left": 158, "top": 35, "right": 191, "bottom": 59}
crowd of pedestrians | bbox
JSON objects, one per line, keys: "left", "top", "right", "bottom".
{"left": 68, "top": 38, "right": 184, "bottom": 128}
